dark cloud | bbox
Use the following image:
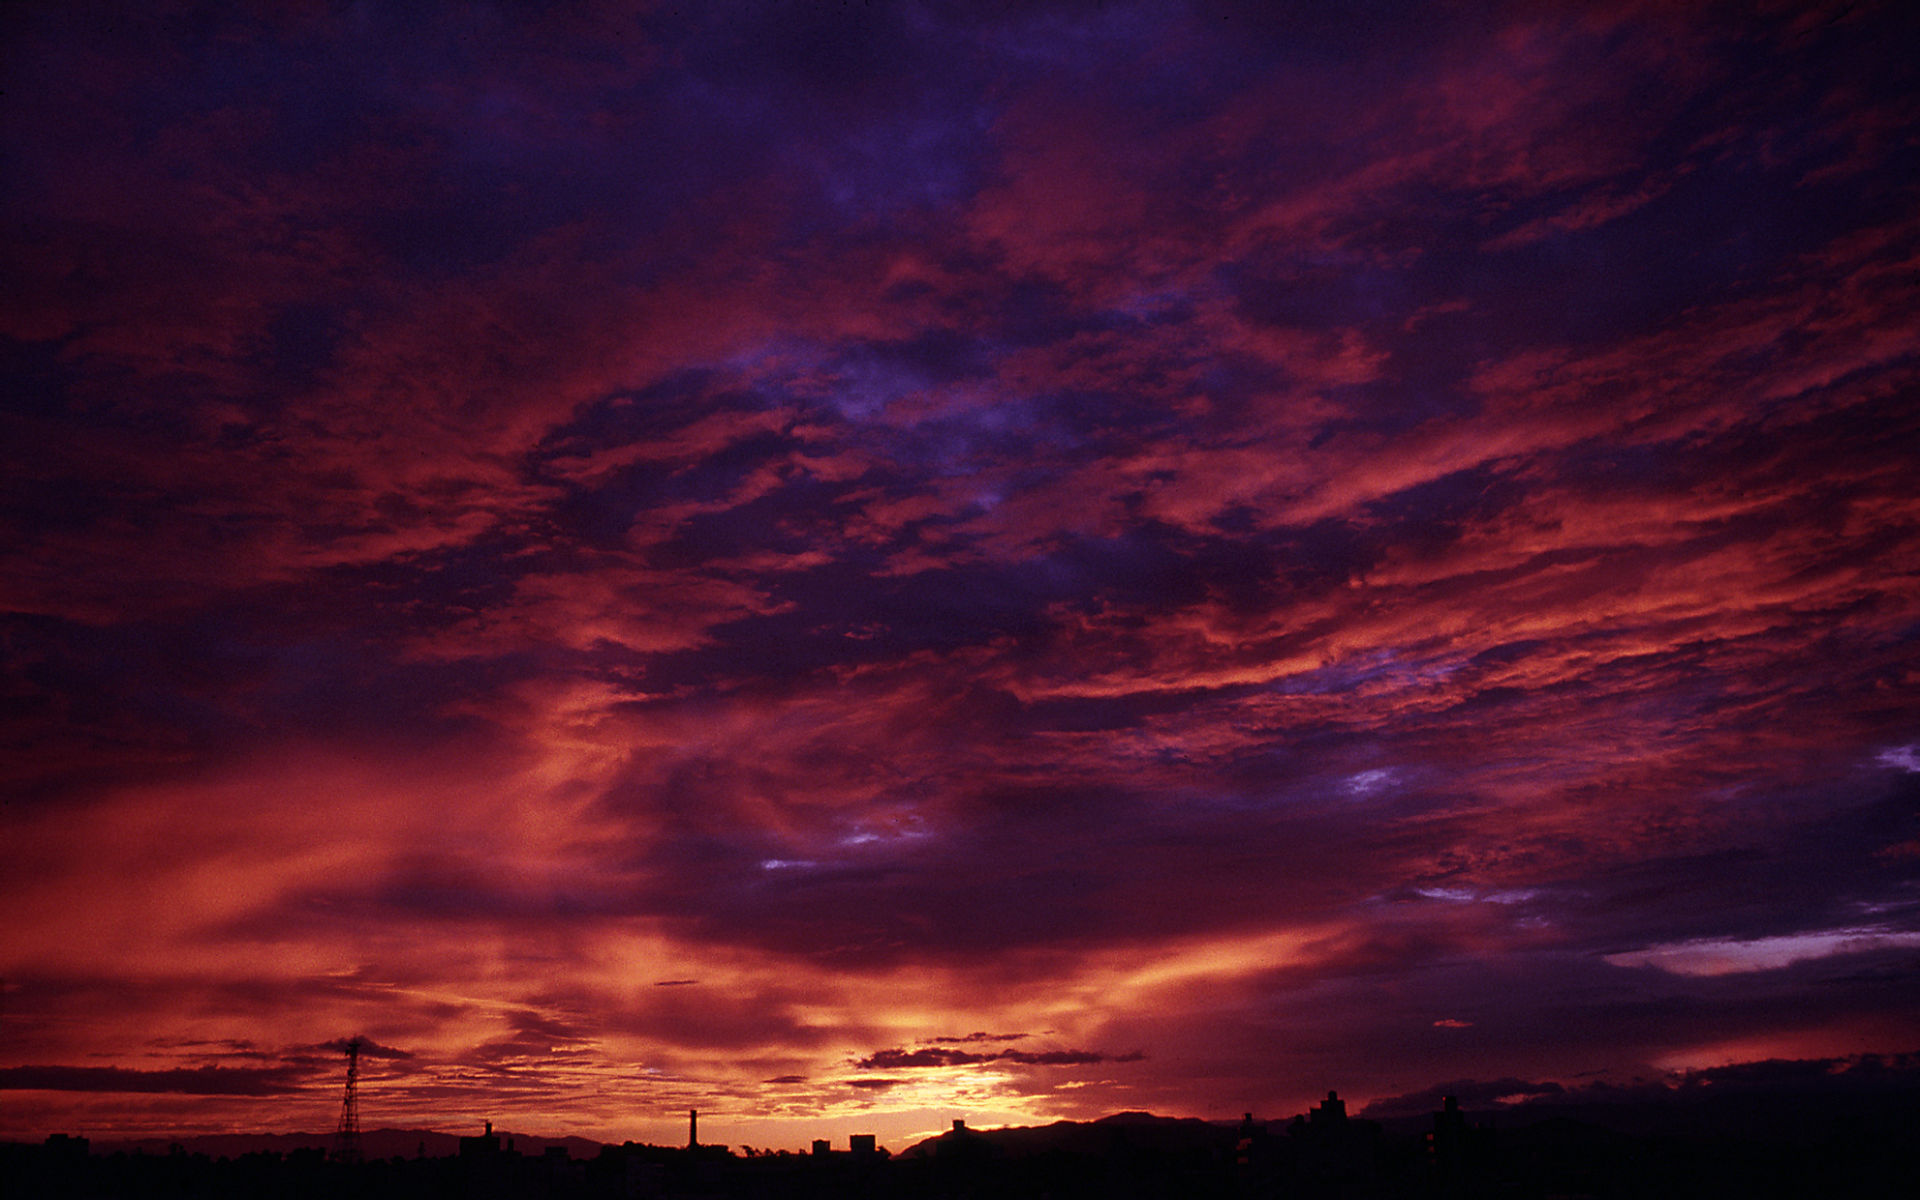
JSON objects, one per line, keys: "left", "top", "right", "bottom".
{"left": 0, "top": 1065, "right": 312, "bottom": 1096}
{"left": 856, "top": 1046, "right": 1141, "bottom": 1071}
{"left": 1360, "top": 1078, "right": 1565, "bottom": 1119}
{"left": 315, "top": 1038, "right": 415, "bottom": 1061}
{"left": 1363, "top": 1052, "right": 1920, "bottom": 1121}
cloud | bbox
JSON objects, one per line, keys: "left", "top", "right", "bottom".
{"left": 1360, "top": 1078, "right": 1565, "bottom": 1119}
{"left": 855, "top": 1046, "right": 1142, "bottom": 1071}
{"left": 1603, "top": 929, "right": 1920, "bottom": 977}
{"left": 1362, "top": 1052, "right": 1920, "bottom": 1121}
{"left": 315, "top": 1038, "right": 416, "bottom": 1061}
{"left": 0, "top": 1065, "right": 313, "bottom": 1096}
{"left": 4, "top": 0, "right": 1919, "bottom": 1148}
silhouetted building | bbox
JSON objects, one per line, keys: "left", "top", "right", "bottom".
{"left": 1429, "top": 1094, "right": 1494, "bottom": 1190}
{"left": 43, "top": 1133, "right": 88, "bottom": 1161}
{"left": 1283, "top": 1088, "right": 1388, "bottom": 1192}
{"left": 459, "top": 1120, "right": 501, "bottom": 1158}
{"left": 850, "top": 1133, "right": 877, "bottom": 1157}
{"left": 935, "top": 1117, "right": 994, "bottom": 1168}
{"left": 1236, "top": 1111, "right": 1269, "bottom": 1171}
{"left": 812, "top": 1138, "right": 831, "bottom": 1157}
{"left": 1309, "top": 1089, "right": 1348, "bottom": 1129}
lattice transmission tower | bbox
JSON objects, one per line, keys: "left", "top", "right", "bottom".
{"left": 331, "top": 1036, "right": 364, "bottom": 1164}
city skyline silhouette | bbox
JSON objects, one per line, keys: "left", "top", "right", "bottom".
{"left": 11, "top": 1069, "right": 1918, "bottom": 1198}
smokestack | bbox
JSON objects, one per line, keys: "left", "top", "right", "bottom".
{"left": 688, "top": 1109, "right": 698, "bottom": 1149}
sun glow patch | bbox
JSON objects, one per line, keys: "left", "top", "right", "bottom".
{"left": 1604, "top": 928, "right": 1920, "bottom": 976}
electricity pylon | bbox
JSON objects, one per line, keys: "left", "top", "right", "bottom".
{"left": 331, "top": 1037, "right": 364, "bottom": 1164}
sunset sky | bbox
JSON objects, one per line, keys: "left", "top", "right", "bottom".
{"left": 4, "top": 0, "right": 1918, "bottom": 1153}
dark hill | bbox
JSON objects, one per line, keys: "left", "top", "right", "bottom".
{"left": 91, "top": 1127, "right": 608, "bottom": 1160}
{"left": 902, "top": 1111, "right": 1237, "bottom": 1160}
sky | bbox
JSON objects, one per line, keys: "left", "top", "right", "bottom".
{"left": 3, "top": 0, "right": 1918, "bottom": 1153}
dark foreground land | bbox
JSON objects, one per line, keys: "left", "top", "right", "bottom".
{"left": 7, "top": 1092, "right": 1918, "bottom": 1199}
